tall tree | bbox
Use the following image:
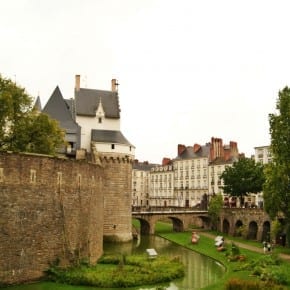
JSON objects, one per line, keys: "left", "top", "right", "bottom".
{"left": 208, "top": 194, "right": 223, "bottom": 230}
{"left": 0, "top": 74, "right": 65, "bottom": 154}
{"left": 263, "top": 87, "right": 290, "bottom": 246}
{"left": 220, "top": 157, "right": 265, "bottom": 206}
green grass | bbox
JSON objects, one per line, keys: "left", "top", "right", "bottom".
{"left": 46, "top": 253, "right": 184, "bottom": 288}
{"left": 156, "top": 229, "right": 290, "bottom": 290}
{"left": 133, "top": 219, "right": 290, "bottom": 289}
{"left": 205, "top": 229, "right": 290, "bottom": 256}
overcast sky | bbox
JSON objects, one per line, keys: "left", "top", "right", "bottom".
{"left": 1, "top": 0, "right": 289, "bottom": 163}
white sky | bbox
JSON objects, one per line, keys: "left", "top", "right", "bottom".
{"left": 1, "top": 0, "right": 288, "bottom": 163}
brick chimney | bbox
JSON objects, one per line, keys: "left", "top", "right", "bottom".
{"left": 230, "top": 141, "right": 238, "bottom": 157}
{"left": 111, "top": 79, "right": 119, "bottom": 92}
{"left": 162, "top": 158, "right": 171, "bottom": 166}
{"left": 193, "top": 143, "right": 201, "bottom": 153}
{"left": 178, "top": 144, "right": 186, "bottom": 156}
{"left": 210, "top": 137, "right": 224, "bottom": 161}
{"left": 75, "top": 75, "right": 80, "bottom": 91}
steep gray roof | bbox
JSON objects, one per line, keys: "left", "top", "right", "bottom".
{"left": 33, "top": 96, "right": 42, "bottom": 111}
{"left": 43, "top": 86, "right": 80, "bottom": 134}
{"left": 75, "top": 88, "right": 120, "bottom": 118}
{"left": 91, "top": 129, "right": 134, "bottom": 146}
{"left": 175, "top": 144, "right": 211, "bottom": 160}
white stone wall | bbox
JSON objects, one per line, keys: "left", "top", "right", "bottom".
{"left": 76, "top": 115, "right": 120, "bottom": 151}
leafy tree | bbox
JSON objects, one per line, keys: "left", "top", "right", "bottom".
{"left": 220, "top": 157, "right": 265, "bottom": 206}
{"left": 0, "top": 74, "right": 65, "bottom": 154}
{"left": 208, "top": 194, "right": 223, "bottom": 230}
{"left": 263, "top": 87, "right": 290, "bottom": 246}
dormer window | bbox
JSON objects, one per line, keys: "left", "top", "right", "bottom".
{"left": 111, "top": 144, "right": 115, "bottom": 149}
{"left": 98, "top": 117, "right": 102, "bottom": 123}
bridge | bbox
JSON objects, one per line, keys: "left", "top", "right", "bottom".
{"left": 132, "top": 207, "right": 271, "bottom": 242}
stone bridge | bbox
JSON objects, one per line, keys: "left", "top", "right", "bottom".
{"left": 219, "top": 208, "right": 271, "bottom": 242}
{"left": 132, "top": 207, "right": 271, "bottom": 242}
{"left": 132, "top": 208, "right": 210, "bottom": 235}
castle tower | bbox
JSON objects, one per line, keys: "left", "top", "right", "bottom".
{"left": 74, "top": 75, "right": 135, "bottom": 242}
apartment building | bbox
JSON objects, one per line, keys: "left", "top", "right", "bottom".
{"left": 132, "top": 160, "right": 157, "bottom": 207}
{"left": 253, "top": 145, "right": 271, "bottom": 208}
{"left": 149, "top": 158, "right": 174, "bottom": 207}
{"left": 173, "top": 143, "right": 210, "bottom": 208}
{"left": 254, "top": 145, "right": 272, "bottom": 164}
{"left": 143, "top": 137, "right": 241, "bottom": 208}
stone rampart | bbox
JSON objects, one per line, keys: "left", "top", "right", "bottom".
{"left": 0, "top": 152, "right": 104, "bottom": 285}
{"left": 101, "top": 154, "right": 133, "bottom": 242}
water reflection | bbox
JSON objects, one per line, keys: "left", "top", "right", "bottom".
{"left": 104, "top": 235, "right": 225, "bottom": 290}
{"left": 3, "top": 236, "right": 224, "bottom": 290}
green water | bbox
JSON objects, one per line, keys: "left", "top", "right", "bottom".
{"left": 3, "top": 235, "right": 225, "bottom": 290}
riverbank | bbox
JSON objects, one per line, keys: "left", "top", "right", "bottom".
{"left": 158, "top": 229, "right": 290, "bottom": 290}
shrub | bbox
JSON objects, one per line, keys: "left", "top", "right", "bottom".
{"left": 225, "top": 278, "right": 286, "bottom": 290}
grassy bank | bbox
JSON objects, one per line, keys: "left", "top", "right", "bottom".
{"left": 46, "top": 253, "right": 184, "bottom": 288}
{"left": 153, "top": 221, "right": 290, "bottom": 289}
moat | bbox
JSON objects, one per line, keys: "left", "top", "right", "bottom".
{"left": 3, "top": 235, "right": 225, "bottom": 290}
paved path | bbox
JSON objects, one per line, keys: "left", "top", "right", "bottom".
{"left": 198, "top": 231, "right": 290, "bottom": 262}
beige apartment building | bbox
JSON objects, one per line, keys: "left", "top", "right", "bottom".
{"left": 132, "top": 160, "right": 157, "bottom": 207}
{"left": 149, "top": 158, "right": 174, "bottom": 207}
{"left": 254, "top": 145, "right": 272, "bottom": 164}
{"left": 132, "top": 137, "right": 242, "bottom": 209}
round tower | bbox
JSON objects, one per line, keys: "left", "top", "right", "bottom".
{"left": 100, "top": 153, "right": 133, "bottom": 242}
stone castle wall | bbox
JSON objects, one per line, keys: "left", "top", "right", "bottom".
{"left": 0, "top": 152, "right": 104, "bottom": 285}
{"left": 101, "top": 154, "right": 133, "bottom": 242}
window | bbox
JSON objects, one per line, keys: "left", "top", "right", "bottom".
{"left": 30, "top": 169, "right": 36, "bottom": 183}
{"left": 57, "top": 172, "right": 62, "bottom": 185}
{"left": 98, "top": 117, "right": 102, "bottom": 123}
{"left": 0, "top": 168, "right": 3, "bottom": 182}
{"left": 77, "top": 174, "right": 81, "bottom": 190}
{"left": 111, "top": 144, "right": 115, "bottom": 149}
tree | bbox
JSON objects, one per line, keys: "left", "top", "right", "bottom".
{"left": 0, "top": 74, "right": 65, "bottom": 154}
{"left": 263, "top": 87, "right": 290, "bottom": 246}
{"left": 220, "top": 157, "right": 265, "bottom": 206}
{"left": 208, "top": 194, "right": 223, "bottom": 230}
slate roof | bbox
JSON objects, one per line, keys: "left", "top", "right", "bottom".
{"left": 133, "top": 162, "right": 159, "bottom": 170}
{"left": 209, "top": 156, "right": 238, "bottom": 165}
{"left": 75, "top": 88, "right": 120, "bottom": 118}
{"left": 91, "top": 129, "right": 134, "bottom": 146}
{"left": 175, "top": 144, "right": 211, "bottom": 160}
{"left": 33, "top": 96, "right": 42, "bottom": 111}
{"left": 43, "top": 86, "right": 80, "bottom": 134}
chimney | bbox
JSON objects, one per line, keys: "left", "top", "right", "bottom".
{"left": 178, "top": 144, "right": 186, "bottom": 156}
{"left": 230, "top": 141, "right": 239, "bottom": 157}
{"left": 193, "top": 143, "right": 201, "bottom": 153}
{"left": 75, "top": 75, "right": 80, "bottom": 91}
{"left": 111, "top": 79, "right": 119, "bottom": 92}
{"left": 162, "top": 158, "right": 171, "bottom": 166}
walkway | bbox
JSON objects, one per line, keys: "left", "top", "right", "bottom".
{"left": 198, "top": 231, "right": 290, "bottom": 262}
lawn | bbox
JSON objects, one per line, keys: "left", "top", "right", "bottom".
{"left": 138, "top": 220, "right": 290, "bottom": 290}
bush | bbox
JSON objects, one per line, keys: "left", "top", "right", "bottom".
{"left": 225, "top": 278, "right": 286, "bottom": 290}
{"left": 46, "top": 254, "right": 185, "bottom": 288}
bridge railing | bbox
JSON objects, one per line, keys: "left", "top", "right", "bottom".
{"left": 132, "top": 206, "right": 205, "bottom": 213}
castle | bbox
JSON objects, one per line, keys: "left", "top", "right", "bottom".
{"left": 0, "top": 76, "right": 135, "bottom": 284}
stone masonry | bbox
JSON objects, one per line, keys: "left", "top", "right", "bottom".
{"left": 101, "top": 153, "right": 133, "bottom": 242}
{"left": 0, "top": 152, "right": 104, "bottom": 285}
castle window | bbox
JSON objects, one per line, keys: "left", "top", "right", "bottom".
{"left": 57, "top": 172, "right": 62, "bottom": 186}
{"left": 0, "top": 168, "right": 3, "bottom": 182}
{"left": 111, "top": 144, "right": 115, "bottom": 149}
{"left": 30, "top": 169, "right": 36, "bottom": 183}
{"left": 77, "top": 174, "right": 81, "bottom": 190}
{"left": 98, "top": 117, "right": 102, "bottom": 123}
